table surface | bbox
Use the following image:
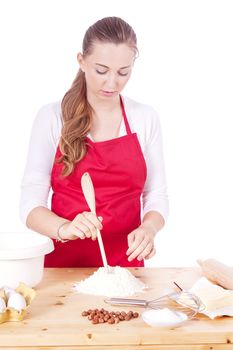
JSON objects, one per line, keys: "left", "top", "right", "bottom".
{"left": 0, "top": 267, "right": 233, "bottom": 349}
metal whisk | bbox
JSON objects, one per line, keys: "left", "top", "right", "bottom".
{"left": 104, "top": 291, "right": 205, "bottom": 319}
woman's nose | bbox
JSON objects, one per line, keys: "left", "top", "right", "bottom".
{"left": 105, "top": 72, "right": 118, "bottom": 89}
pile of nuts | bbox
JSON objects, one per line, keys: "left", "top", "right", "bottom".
{"left": 81, "top": 308, "right": 139, "bottom": 324}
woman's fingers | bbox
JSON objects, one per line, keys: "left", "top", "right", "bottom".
{"left": 65, "top": 224, "right": 85, "bottom": 240}
{"left": 72, "top": 212, "right": 103, "bottom": 240}
{"left": 127, "top": 231, "right": 136, "bottom": 249}
{"left": 74, "top": 221, "right": 93, "bottom": 238}
{"left": 126, "top": 231, "right": 143, "bottom": 256}
{"left": 136, "top": 241, "right": 154, "bottom": 261}
{"left": 144, "top": 246, "right": 156, "bottom": 259}
{"left": 127, "top": 228, "right": 155, "bottom": 262}
{"left": 127, "top": 240, "right": 153, "bottom": 262}
{"left": 58, "top": 221, "right": 83, "bottom": 241}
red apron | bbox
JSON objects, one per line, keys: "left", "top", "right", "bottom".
{"left": 45, "top": 97, "right": 147, "bottom": 267}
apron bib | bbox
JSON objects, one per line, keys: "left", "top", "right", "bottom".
{"left": 45, "top": 97, "right": 147, "bottom": 267}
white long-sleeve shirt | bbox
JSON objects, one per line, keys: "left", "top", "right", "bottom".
{"left": 19, "top": 95, "right": 169, "bottom": 224}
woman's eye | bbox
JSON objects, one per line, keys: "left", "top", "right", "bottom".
{"left": 118, "top": 72, "right": 129, "bottom": 77}
{"left": 96, "top": 70, "right": 107, "bottom": 75}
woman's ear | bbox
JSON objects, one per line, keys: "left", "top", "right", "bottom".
{"left": 77, "top": 52, "right": 85, "bottom": 72}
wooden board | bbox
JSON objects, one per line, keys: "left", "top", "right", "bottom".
{"left": 0, "top": 267, "right": 233, "bottom": 349}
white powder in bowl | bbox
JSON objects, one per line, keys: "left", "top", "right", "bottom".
{"left": 142, "top": 307, "right": 188, "bottom": 327}
{"left": 73, "top": 266, "right": 146, "bottom": 297}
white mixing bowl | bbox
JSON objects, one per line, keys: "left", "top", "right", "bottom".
{"left": 0, "top": 231, "right": 54, "bottom": 288}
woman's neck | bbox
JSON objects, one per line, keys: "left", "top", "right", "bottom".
{"left": 87, "top": 92, "right": 121, "bottom": 116}
{"left": 87, "top": 93, "right": 123, "bottom": 141}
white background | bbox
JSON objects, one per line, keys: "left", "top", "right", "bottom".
{"left": 0, "top": 0, "right": 232, "bottom": 267}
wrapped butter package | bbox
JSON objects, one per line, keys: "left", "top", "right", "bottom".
{"left": 0, "top": 282, "right": 36, "bottom": 324}
{"left": 189, "top": 277, "right": 233, "bottom": 319}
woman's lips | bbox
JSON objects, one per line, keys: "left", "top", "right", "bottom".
{"left": 101, "top": 90, "right": 116, "bottom": 97}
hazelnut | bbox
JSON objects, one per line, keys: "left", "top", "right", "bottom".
{"left": 107, "top": 318, "right": 115, "bottom": 324}
{"left": 125, "top": 314, "right": 132, "bottom": 321}
{"left": 104, "top": 314, "right": 110, "bottom": 321}
{"left": 82, "top": 308, "right": 139, "bottom": 325}
{"left": 92, "top": 318, "right": 99, "bottom": 324}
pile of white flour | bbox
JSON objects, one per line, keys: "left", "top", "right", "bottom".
{"left": 74, "top": 266, "right": 146, "bottom": 297}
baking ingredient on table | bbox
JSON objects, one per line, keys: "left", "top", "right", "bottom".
{"left": 142, "top": 307, "right": 188, "bottom": 327}
{"left": 81, "top": 308, "right": 139, "bottom": 324}
{"left": 3, "top": 287, "right": 15, "bottom": 297}
{"left": 7, "top": 292, "right": 27, "bottom": 311}
{"left": 190, "top": 277, "right": 233, "bottom": 319}
{"left": 0, "top": 297, "right": 6, "bottom": 313}
{"left": 74, "top": 266, "right": 146, "bottom": 296}
{"left": 0, "top": 282, "right": 36, "bottom": 324}
{"left": 197, "top": 258, "right": 233, "bottom": 290}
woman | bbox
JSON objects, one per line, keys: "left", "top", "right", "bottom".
{"left": 20, "top": 16, "right": 168, "bottom": 267}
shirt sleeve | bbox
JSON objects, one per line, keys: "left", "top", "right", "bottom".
{"left": 142, "top": 108, "right": 169, "bottom": 222}
{"left": 19, "top": 102, "right": 61, "bottom": 224}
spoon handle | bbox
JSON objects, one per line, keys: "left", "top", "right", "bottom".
{"left": 81, "top": 172, "right": 110, "bottom": 272}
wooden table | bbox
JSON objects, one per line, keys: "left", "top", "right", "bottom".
{"left": 0, "top": 267, "right": 233, "bottom": 349}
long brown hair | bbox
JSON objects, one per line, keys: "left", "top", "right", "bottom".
{"left": 59, "top": 17, "right": 138, "bottom": 176}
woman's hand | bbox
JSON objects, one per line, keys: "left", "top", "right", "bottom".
{"left": 126, "top": 223, "right": 156, "bottom": 262}
{"left": 59, "top": 212, "right": 103, "bottom": 241}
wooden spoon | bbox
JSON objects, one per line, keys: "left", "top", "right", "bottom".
{"left": 81, "top": 172, "right": 110, "bottom": 273}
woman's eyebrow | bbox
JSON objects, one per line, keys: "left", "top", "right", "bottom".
{"left": 95, "top": 63, "right": 131, "bottom": 69}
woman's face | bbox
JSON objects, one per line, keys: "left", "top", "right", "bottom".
{"left": 78, "top": 42, "right": 135, "bottom": 100}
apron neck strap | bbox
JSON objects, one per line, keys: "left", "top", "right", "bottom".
{"left": 120, "top": 95, "right": 132, "bottom": 135}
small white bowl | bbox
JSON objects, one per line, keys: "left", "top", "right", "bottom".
{"left": 0, "top": 231, "right": 54, "bottom": 288}
{"left": 141, "top": 307, "right": 188, "bottom": 328}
